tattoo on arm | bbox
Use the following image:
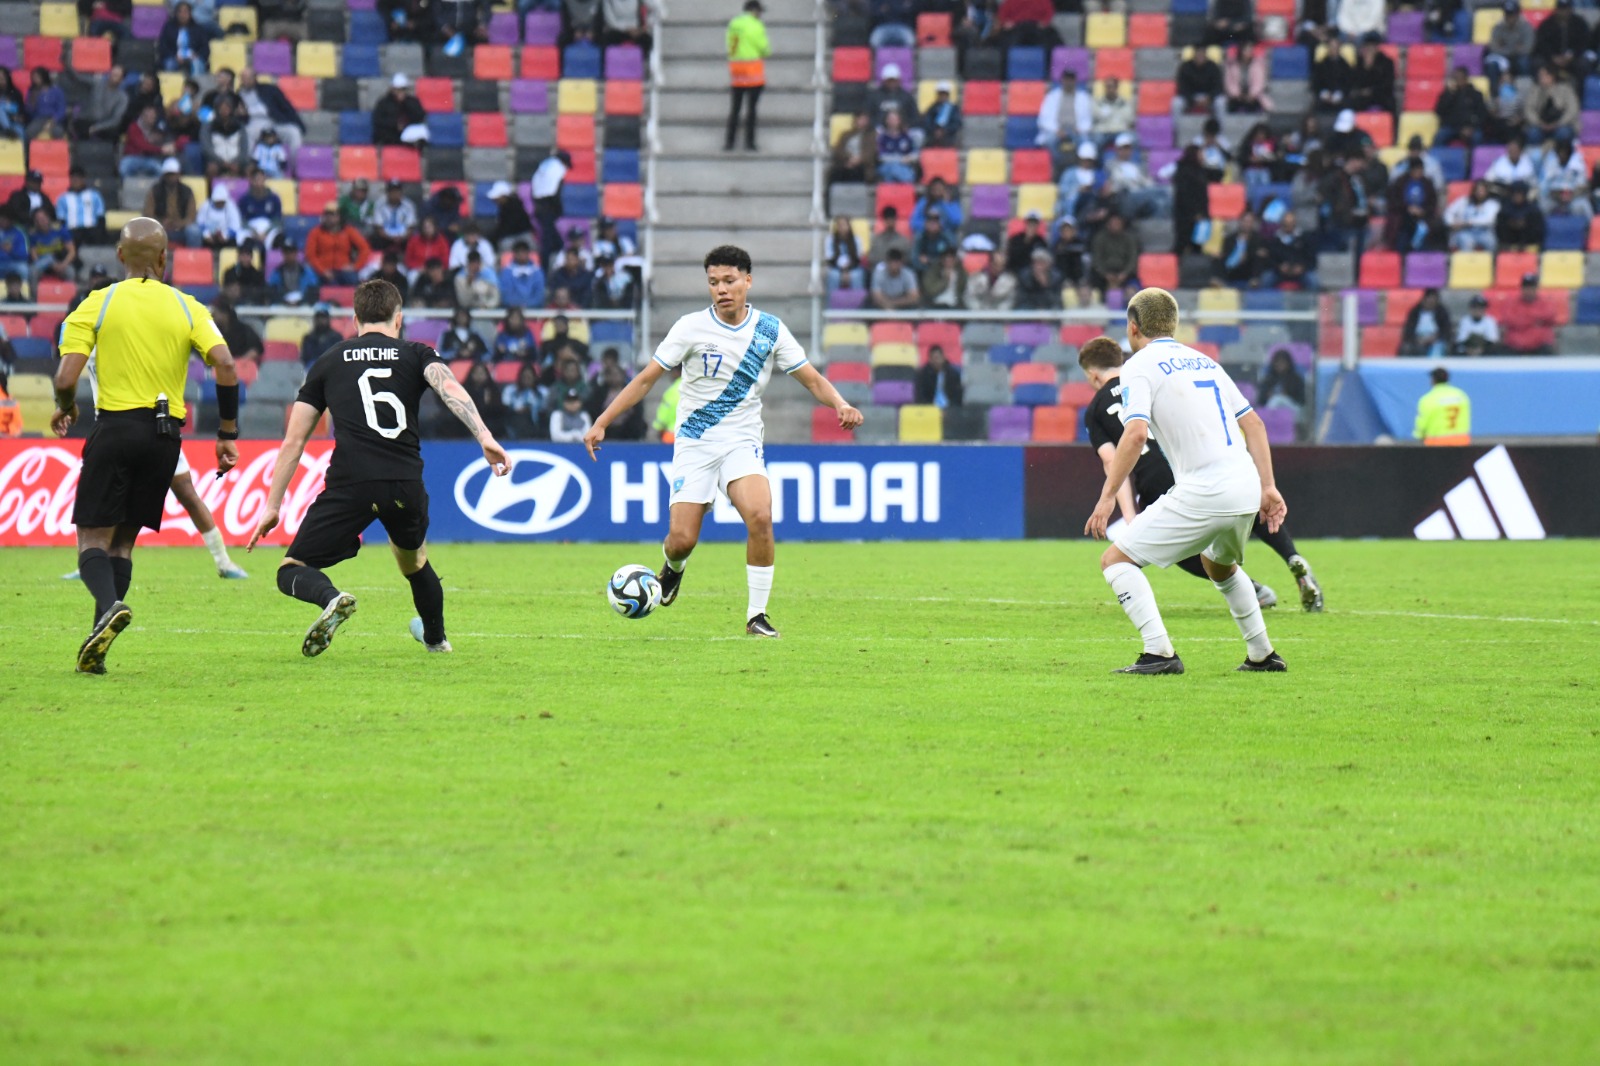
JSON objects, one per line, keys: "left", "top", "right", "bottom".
{"left": 424, "top": 362, "right": 490, "bottom": 444}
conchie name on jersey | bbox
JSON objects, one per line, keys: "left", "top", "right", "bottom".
{"left": 342, "top": 347, "right": 402, "bottom": 362}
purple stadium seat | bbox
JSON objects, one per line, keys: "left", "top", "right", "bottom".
{"left": 217, "top": 176, "right": 249, "bottom": 202}
{"left": 1284, "top": 342, "right": 1314, "bottom": 370}
{"left": 1258, "top": 406, "right": 1298, "bottom": 443}
{"left": 1147, "top": 148, "right": 1181, "bottom": 182}
{"left": 407, "top": 319, "right": 448, "bottom": 347}
{"left": 829, "top": 287, "right": 867, "bottom": 310}
{"left": 1006, "top": 322, "right": 1052, "bottom": 346}
{"left": 606, "top": 46, "right": 644, "bottom": 81}
{"left": 509, "top": 80, "right": 549, "bottom": 113}
{"left": 131, "top": 7, "right": 166, "bottom": 39}
{"left": 349, "top": 0, "right": 375, "bottom": 9}
{"left": 296, "top": 145, "right": 336, "bottom": 180}
{"left": 1404, "top": 252, "right": 1447, "bottom": 289}
{"left": 1346, "top": 288, "right": 1381, "bottom": 325}
{"left": 1104, "top": 288, "right": 1126, "bottom": 311}
{"left": 1388, "top": 11, "right": 1425, "bottom": 44}
{"left": 875, "top": 46, "right": 914, "bottom": 81}
{"left": 254, "top": 40, "right": 292, "bottom": 76}
{"left": 1236, "top": 380, "right": 1258, "bottom": 406}
{"left": 1471, "top": 146, "right": 1501, "bottom": 180}
{"left": 987, "top": 405, "right": 1033, "bottom": 441}
{"left": 488, "top": 13, "right": 520, "bottom": 45}
{"left": 970, "top": 184, "right": 1011, "bottom": 219}
{"left": 872, "top": 380, "right": 915, "bottom": 406}
{"left": 1051, "top": 47, "right": 1091, "bottom": 81}
{"left": 1451, "top": 44, "right": 1483, "bottom": 75}
{"left": 1135, "top": 115, "right": 1174, "bottom": 148}
{"left": 0, "top": 37, "right": 16, "bottom": 70}
{"left": 1583, "top": 111, "right": 1600, "bottom": 145}
{"left": 264, "top": 249, "right": 283, "bottom": 274}
{"left": 524, "top": 10, "right": 561, "bottom": 45}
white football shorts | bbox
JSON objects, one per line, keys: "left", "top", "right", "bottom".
{"left": 174, "top": 448, "right": 191, "bottom": 479}
{"left": 1115, "top": 487, "right": 1255, "bottom": 570}
{"left": 669, "top": 437, "right": 766, "bottom": 506}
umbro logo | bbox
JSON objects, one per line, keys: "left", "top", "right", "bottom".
{"left": 1414, "top": 446, "right": 1546, "bottom": 541}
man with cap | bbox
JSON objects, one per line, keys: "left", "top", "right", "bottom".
{"left": 5, "top": 170, "right": 54, "bottom": 228}
{"left": 487, "top": 181, "right": 533, "bottom": 246}
{"left": 912, "top": 210, "right": 955, "bottom": 272}
{"left": 373, "top": 73, "right": 428, "bottom": 148}
{"left": 725, "top": 0, "right": 771, "bottom": 151}
{"left": 1058, "top": 141, "right": 1101, "bottom": 220}
{"left": 866, "top": 63, "right": 920, "bottom": 127}
{"left": 299, "top": 303, "right": 344, "bottom": 368}
{"left": 1533, "top": 0, "right": 1594, "bottom": 85}
{"left": 141, "top": 159, "right": 200, "bottom": 246}
{"left": 1433, "top": 66, "right": 1490, "bottom": 148}
{"left": 1501, "top": 273, "right": 1558, "bottom": 355}
{"left": 920, "top": 81, "right": 963, "bottom": 147}
{"left": 196, "top": 184, "right": 243, "bottom": 249}
{"left": 499, "top": 240, "right": 546, "bottom": 309}
{"left": 337, "top": 177, "right": 372, "bottom": 229}
{"left": 270, "top": 240, "right": 321, "bottom": 305}
{"left": 1456, "top": 294, "right": 1500, "bottom": 356}
{"left": 1037, "top": 68, "right": 1093, "bottom": 161}
{"left": 1414, "top": 368, "right": 1472, "bottom": 445}
{"left": 592, "top": 253, "right": 635, "bottom": 310}
{"left": 1487, "top": 1, "right": 1536, "bottom": 94}
{"left": 549, "top": 387, "right": 594, "bottom": 444}
{"left": 1004, "top": 211, "right": 1050, "bottom": 275}
{"left": 368, "top": 179, "right": 419, "bottom": 252}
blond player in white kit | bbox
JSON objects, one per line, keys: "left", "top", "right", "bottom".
{"left": 584, "top": 245, "right": 864, "bottom": 637}
{"left": 1084, "top": 287, "right": 1289, "bottom": 674}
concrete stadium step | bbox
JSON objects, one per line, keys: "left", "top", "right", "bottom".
{"left": 658, "top": 125, "right": 816, "bottom": 156}
{"left": 657, "top": 89, "right": 816, "bottom": 124}
{"left": 657, "top": 192, "right": 814, "bottom": 229}
{"left": 660, "top": 55, "right": 817, "bottom": 87}
{"left": 653, "top": 227, "right": 813, "bottom": 264}
{"left": 663, "top": 20, "right": 816, "bottom": 58}
{"left": 653, "top": 156, "right": 814, "bottom": 195}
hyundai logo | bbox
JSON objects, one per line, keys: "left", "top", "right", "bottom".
{"left": 454, "top": 449, "right": 591, "bottom": 534}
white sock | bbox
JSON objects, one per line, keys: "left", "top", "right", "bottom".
{"left": 1214, "top": 568, "right": 1274, "bottom": 661}
{"left": 201, "top": 527, "right": 232, "bottom": 569}
{"left": 663, "top": 544, "right": 686, "bottom": 573}
{"left": 1104, "top": 562, "right": 1174, "bottom": 657}
{"left": 746, "top": 564, "right": 773, "bottom": 620}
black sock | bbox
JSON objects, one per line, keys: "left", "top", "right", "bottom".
{"left": 406, "top": 562, "right": 446, "bottom": 645}
{"left": 78, "top": 548, "right": 118, "bottom": 623}
{"left": 276, "top": 564, "right": 340, "bottom": 609}
{"left": 110, "top": 557, "right": 133, "bottom": 601}
{"left": 1176, "top": 554, "right": 1209, "bottom": 580}
{"left": 1253, "top": 519, "right": 1298, "bottom": 564}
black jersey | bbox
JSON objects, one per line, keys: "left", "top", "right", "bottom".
{"left": 1085, "top": 376, "right": 1175, "bottom": 500}
{"left": 297, "top": 333, "right": 444, "bottom": 486}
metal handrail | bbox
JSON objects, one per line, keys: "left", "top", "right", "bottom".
{"left": 641, "top": 0, "right": 665, "bottom": 355}
{"left": 820, "top": 308, "right": 1322, "bottom": 322}
{"left": 807, "top": 0, "right": 829, "bottom": 358}
{"left": 0, "top": 302, "right": 636, "bottom": 321}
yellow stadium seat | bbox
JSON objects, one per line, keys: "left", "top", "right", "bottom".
{"left": 870, "top": 342, "right": 918, "bottom": 367}
{"left": 216, "top": 6, "right": 257, "bottom": 39}
{"left": 1540, "top": 251, "right": 1583, "bottom": 288}
{"left": 39, "top": 3, "right": 78, "bottom": 36}
{"left": 1449, "top": 251, "right": 1493, "bottom": 288}
{"left": 1378, "top": 146, "right": 1407, "bottom": 170}
{"left": 158, "top": 72, "right": 185, "bottom": 105}
{"left": 822, "top": 322, "right": 869, "bottom": 350}
{"left": 1016, "top": 183, "right": 1054, "bottom": 219}
{"left": 1398, "top": 111, "right": 1440, "bottom": 147}
{"left": 1173, "top": 323, "right": 1199, "bottom": 345}
{"left": 105, "top": 209, "right": 138, "bottom": 231}
{"left": 917, "top": 79, "right": 959, "bottom": 111}
{"left": 12, "top": 375, "right": 58, "bottom": 433}
{"left": 133, "top": 0, "right": 164, "bottom": 6}
{"left": 210, "top": 40, "right": 249, "bottom": 77}
{"left": 297, "top": 41, "right": 338, "bottom": 78}
{"left": 217, "top": 246, "right": 239, "bottom": 277}
{"left": 1472, "top": 9, "right": 1499, "bottom": 44}
{"left": 1197, "top": 286, "right": 1240, "bottom": 325}
{"left": 1523, "top": 0, "right": 1555, "bottom": 8}
{"left": 850, "top": 218, "right": 871, "bottom": 249}
{"left": 1470, "top": 76, "right": 1490, "bottom": 99}
{"left": 829, "top": 113, "right": 852, "bottom": 144}
{"left": 1202, "top": 222, "right": 1225, "bottom": 256}
{"left": 182, "top": 177, "right": 208, "bottom": 206}
{"left": 266, "top": 317, "right": 311, "bottom": 343}
{"left": 557, "top": 79, "right": 598, "bottom": 114}
{"left": 899, "top": 405, "right": 943, "bottom": 442}
{"left": 965, "top": 148, "right": 1007, "bottom": 185}
{"left": 0, "top": 139, "right": 25, "bottom": 175}
{"left": 1084, "top": 12, "right": 1126, "bottom": 48}
{"left": 267, "top": 179, "right": 298, "bottom": 215}
{"left": 1315, "top": 43, "right": 1357, "bottom": 64}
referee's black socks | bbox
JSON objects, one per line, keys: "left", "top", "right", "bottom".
{"left": 405, "top": 563, "right": 446, "bottom": 646}
{"left": 78, "top": 549, "right": 118, "bottom": 623}
{"left": 277, "top": 564, "right": 341, "bottom": 609}
{"left": 110, "top": 557, "right": 132, "bottom": 601}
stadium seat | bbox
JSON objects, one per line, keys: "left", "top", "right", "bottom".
{"left": 564, "top": 42, "right": 603, "bottom": 78}
{"left": 920, "top": 148, "right": 959, "bottom": 185}
{"left": 1006, "top": 47, "right": 1046, "bottom": 81}
{"left": 987, "top": 344, "right": 1035, "bottom": 366}
{"left": 1127, "top": 13, "right": 1167, "bottom": 47}
{"left": 1085, "top": 12, "right": 1126, "bottom": 48}
{"left": 71, "top": 35, "right": 111, "bottom": 73}
{"left": 899, "top": 405, "right": 943, "bottom": 442}
{"left": 875, "top": 183, "right": 916, "bottom": 220}
{"left": 414, "top": 77, "right": 455, "bottom": 112}
{"left": 475, "top": 44, "right": 514, "bottom": 81}
{"left": 1016, "top": 184, "right": 1055, "bottom": 219}
{"left": 917, "top": 12, "right": 952, "bottom": 45}
{"left": 1010, "top": 149, "right": 1052, "bottom": 183}
{"left": 29, "top": 139, "right": 68, "bottom": 177}
{"left": 1031, "top": 405, "right": 1081, "bottom": 442}
{"left": 523, "top": 46, "right": 561, "bottom": 79}
{"left": 277, "top": 76, "right": 317, "bottom": 113}
{"left": 1196, "top": 287, "right": 1240, "bottom": 325}
{"left": 467, "top": 113, "right": 509, "bottom": 147}
{"left": 606, "top": 81, "right": 644, "bottom": 116}
{"left": 1095, "top": 49, "right": 1135, "bottom": 81}
{"left": 824, "top": 361, "right": 871, "bottom": 383}
{"left": 558, "top": 79, "right": 599, "bottom": 114}
{"left": 1541, "top": 251, "right": 1584, "bottom": 288}
{"left": 1137, "top": 81, "right": 1176, "bottom": 115}
{"left": 1208, "top": 184, "right": 1246, "bottom": 220}
{"left": 916, "top": 322, "right": 963, "bottom": 362}
{"left": 39, "top": 3, "right": 77, "bottom": 37}
{"left": 812, "top": 405, "right": 856, "bottom": 443}
{"left": 297, "top": 41, "right": 338, "bottom": 78}
{"left": 987, "top": 405, "right": 1033, "bottom": 441}
{"left": 379, "top": 147, "right": 421, "bottom": 182}
{"left": 963, "top": 81, "right": 1002, "bottom": 115}
{"left": 556, "top": 114, "right": 596, "bottom": 150}
{"left": 1358, "top": 251, "right": 1402, "bottom": 289}
{"left": 965, "top": 149, "right": 1008, "bottom": 185}
{"left": 870, "top": 321, "right": 915, "bottom": 347}
{"left": 1495, "top": 251, "right": 1539, "bottom": 289}
{"left": 339, "top": 146, "right": 379, "bottom": 182}
{"left": 338, "top": 111, "right": 373, "bottom": 145}
{"left": 1384, "top": 288, "right": 1423, "bottom": 325}
{"left": 23, "top": 35, "right": 63, "bottom": 72}
{"left": 1139, "top": 254, "right": 1179, "bottom": 290}
{"left": 1005, "top": 81, "right": 1047, "bottom": 116}
{"left": 1354, "top": 111, "right": 1394, "bottom": 146}
{"left": 1449, "top": 251, "right": 1493, "bottom": 288}
{"left": 172, "top": 250, "right": 216, "bottom": 288}
{"left": 1546, "top": 215, "right": 1588, "bottom": 250}
{"left": 602, "top": 183, "right": 643, "bottom": 219}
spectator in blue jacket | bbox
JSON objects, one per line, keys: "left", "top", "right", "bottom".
{"left": 921, "top": 81, "right": 963, "bottom": 147}
{"left": 493, "top": 307, "right": 540, "bottom": 363}
{"left": 237, "top": 168, "right": 283, "bottom": 243}
{"left": 498, "top": 239, "right": 547, "bottom": 308}
{"left": 910, "top": 177, "right": 963, "bottom": 235}
{"left": 0, "top": 210, "right": 30, "bottom": 287}
{"left": 25, "top": 69, "right": 68, "bottom": 140}
{"left": 268, "top": 242, "right": 322, "bottom": 305}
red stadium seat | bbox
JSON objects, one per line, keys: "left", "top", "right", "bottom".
{"left": 23, "top": 37, "right": 64, "bottom": 73}
{"left": 338, "top": 146, "right": 379, "bottom": 181}
{"left": 875, "top": 183, "right": 916, "bottom": 221}
{"left": 1384, "top": 288, "right": 1422, "bottom": 325}
{"left": 1060, "top": 325, "right": 1102, "bottom": 346}
{"left": 29, "top": 139, "right": 69, "bottom": 178}
{"left": 826, "top": 362, "right": 871, "bottom": 383}
{"left": 566, "top": 149, "right": 596, "bottom": 182}
{"left": 1059, "top": 382, "right": 1097, "bottom": 407}
{"left": 1363, "top": 325, "right": 1401, "bottom": 356}
{"left": 1495, "top": 251, "right": 1538, "bottom": 288}
{"left": 415, "top": 77, "right": 455, "bottom": 112}
{"left": 1127, "top": 14, "right": 1167, "bottom": 48}
{"left": 1404, "top": 80, "right": 1441, "bottom": 113}
{"left": 522, "top": 46, "right": 560, "bottom": 79}
{"left": 1589, "top": 217, "right": 1600, "bottom": 251}
{"left": 1095, "top": 48, "right": 1134, "bottom": 82}
{"left": 263, "top": 341, "right": 299, "bottom": 362}
{"left": 491, "top": 362, "right": 520, "bottom": 385}
{"left": 962, "top": 81, "right": 1002, "bottom": 115}
{"left": 1137, "top": 81, "right": 1176, "bottom": 116}
{"left": 812, "top": 405, "right": 855, "bottom": 442}
{"left": 298, "top": 180, "right": 338, "bottom": 215}
{"left": 475, "top": 45, "right": 514, "bottom": 81}
{"left": 234, "top": 358, "right": 259, "bottom": 385}
{"left": 1407, "top": 44, "right": 1447, "bottom": 82}
{"left": 870, "top": 321, "right": 914, "bottom": 346}
{"left": 29, "top": 313, "right": 62, "bottom": 340}
{"left": 916, "top": 12, "right": 951, "bottom": 46}
{"left": 450, "top": 359, "right": 473, "bottom": 383}
{"left": 1011, "top": 363, "right": 1056, "bottom": 386}
{"left": 556, "top": 114, "right": 595, "bottom": 149}
{"left": 0, "top": 314, "right": 26, "bottom": 338}
{"left": 1208, "top": 183, "right": 1246, "bottom": 220}
{"left": 277, "top": 75, "right": 317, "bottom": 112}
{"left": 920, "top": 147, "right": 959, "bottom": 185}
{"left": 916, "top": 321, "right": 963, "bottom": 361}
{"left": 380, "top": 146, "right": 422, "bottom": 182}
{"left": 467, "top": 113, "right": 509, "bottom": 147}
{"left": 171, "top": 248, "right": 215, "bottom": 287}
{"left": 1006, "top": 81, "right": 1046, "bottom": 116}
{"left": 1354, "top": 111, "right": 1394, "bottom": 146}
{"left": 1032, "top": 405, "right": 1080, "bottom": 442}
{"left": 1320, "top": 325, "right": 1344, "bottom": 355}
{"left": 1139, "top": 253, "right": 1179, "bottom": 290}
{"left": 1010, "top": 149, "right": 1052, "bottom": 183}
{"left": 1359, "top": 252, "right": 1402, "bottom": 288}
{"left": 71, "top": 36, "right": 112, "bottom": 74}
{"left": 602, "top": 183, "right": 643, "bottom": 219}
{"left": 833, "top": 47, "right": 871, "bottom": 82}
{"left": 605, "top": 80, "right": 643, "bottom": 115}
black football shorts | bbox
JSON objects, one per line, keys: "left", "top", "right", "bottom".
{"left": 286, "top": 479, "right": 430, "bottom": 569}
{"left": 74, "top": 411, "right": 183, "bottom": 532}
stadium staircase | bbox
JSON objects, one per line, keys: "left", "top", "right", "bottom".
{"left": 648, "top": 0, "right": 823, "bottom": 442}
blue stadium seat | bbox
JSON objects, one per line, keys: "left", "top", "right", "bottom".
{"left": 1433, "top": 146, "right": 1467, "bottom": 182}
{"left": 281, "top": 217, "right": 318, "bottom": 248}
{"left": 561, "top": 183, "right": 600, "bottom": 216}
{"left": 341, "top": 43, "right": 381, "bottom": 78}
{"left": 11, "top": 337, "right": 52, "bottom": 359}
{"left": 1172, "top": 0, "right": 1208, "bottom": 14}
{"left": 1242, "top": 290, "right": 1287, "bottom": 313}
{"left": 348, "top": 11, "right": 388, "bottom": 44}
{"left": 615, "top": 219, "right": 638, "bottom": 243}
{"left": 471, "top": 183, "right": 499, "bottom": 218}
{"left": 1546, "top": 215, "right": 1588, "bottom": 250}
{"left": 563, "top": 42, "right": 602, "bottom": 78}
{"left": 601, "top": 149, "right": 640, "bottom": 183}
{"left": 200, "top": 375, "right": 242, "bottom": 405}
{"left": 1584, "top": 77, "right": 1600, "bottom": 111}
{"left": 426, "top": 113, "right": 465, "bottom": 147}
{"left": 188, "top": 285, "right": 218, "bottom": 305}
{"left": 339, "top": 110, "right": 372, "bottom": 144}
{"left": 1012, "top": 383, "right": 1057, "bottom": 405}
{"left": 1247, "top": 182, "right": 1292, "bottom": 213}
{"left": 1576, "top": 288, "right": 1600, "bottom": 323}
{"left": 1198, "top": 324, "right": 1242, "bottom": 346}
{"left": 591, "top": 320, "right": 634, "bottom": 343}
{"left": 1269, "top": 47, "right": 1310, "bottom": 81}
{"left": 1006, "top": 47, "right": 1046, "bottom": 81}
{"left": 987, "top": 344, "right": 1034, "bottom": 366}
{"left": 1003, "top": 116, "right": 1038, "bottom": 149}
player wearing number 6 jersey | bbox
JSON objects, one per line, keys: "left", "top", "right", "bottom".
{"left": 1084, "top": 287, "right": 1289, "bottom": 675}
{"left": 584, "top": 245, "right": 864, "bottom": 636}
{"left": 247, "top": 279, "right": 510, "bottom": 657}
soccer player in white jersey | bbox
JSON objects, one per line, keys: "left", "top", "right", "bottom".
{"left": 1084, "top": 287, "right": 1288, "bottom": 674}
{"left": 584, "top": 245, "right": 864, "bottom": 636}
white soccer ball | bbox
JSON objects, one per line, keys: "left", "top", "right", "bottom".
{"left": 607, "top": 564, "right": 662, "bottom": 619}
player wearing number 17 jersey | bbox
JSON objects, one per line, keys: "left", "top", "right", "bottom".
{"left": 1084, "top": 288, "right": 1289, "bottom": 675}
{"left": 247, "top": 280, "right": 510, "bottom": 657}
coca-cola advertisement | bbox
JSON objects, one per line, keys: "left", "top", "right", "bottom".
{"left": 0, "top": 439, "right": 336, "bottom": 547}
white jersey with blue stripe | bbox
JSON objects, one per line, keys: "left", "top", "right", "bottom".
{"left": 1118, "top": 337, "right": 1260, "bottom": 514}
{"left": 652, "top": 306, "right": 809, "bottom": 444}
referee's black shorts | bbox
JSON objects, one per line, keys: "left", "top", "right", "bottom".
{"left": 74, "top": 410, "right": 182, "bottom": 531}
{"left": 286, "top": 479, "right": 430, "bottom": 569}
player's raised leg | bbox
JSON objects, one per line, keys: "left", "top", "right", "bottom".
{"left": 169, "top": 464, "right": 248, "bottom": 579}
{"left": 659, "top": 501, "right": 707, "bottom": 606}
{"left": 1253, "top": 518, "right": 1323, "bottom": 611}
{"left": 727, "top": 472, "right": 778, "bottom": 637}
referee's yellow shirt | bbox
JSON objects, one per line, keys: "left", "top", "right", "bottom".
{"left": 59, "top": 278, "right": 226, "bottom": 422}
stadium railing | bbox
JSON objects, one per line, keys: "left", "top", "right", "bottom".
{"left": 808, "top": 0, "right": 830, "bottom": 354}
{"left": 640, "top": 0, "right": 665, "bottom": 352}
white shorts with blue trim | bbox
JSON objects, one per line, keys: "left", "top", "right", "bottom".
{"left": 1115, "top": 487, "right": 1254, "bottom": 570}
{"left": 669, "top": 437, "right": 766, "bottom": 506}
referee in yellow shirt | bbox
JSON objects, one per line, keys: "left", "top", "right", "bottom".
{"left": 51, "top": 217, "right": 240, "bottom": 675}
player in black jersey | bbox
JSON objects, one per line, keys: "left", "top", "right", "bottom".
{"left": 1078, "top": 336, "right": 1323, "bottom": 611}
{"left": 247, "top": 280, "right": 510, "bottom": 656}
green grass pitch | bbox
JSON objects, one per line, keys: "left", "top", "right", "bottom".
{"left": 4, "top": 539, "right": 1599, "bottom": 1064}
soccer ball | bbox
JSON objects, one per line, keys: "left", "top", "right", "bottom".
{"left": 607, "top": 564, "right": 662, "bottom": 619}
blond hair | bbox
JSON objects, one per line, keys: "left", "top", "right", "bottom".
{"left": 1127, "top": 287, "right": 1179, "bottom": 339}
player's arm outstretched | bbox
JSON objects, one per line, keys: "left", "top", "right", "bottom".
{"left": 583, "top": 360, "right": 665, "bottom": 460}
{"left": 790, "top": 365, "right": 864, "bottom": 430}
{"left": 422, "top": 361, "right": 511, "bottom": 475}
{"left": 1086, "top": 417, "right": 1147, "bottom": 540}
{"left": 1236, "top": 409, "right": 1287, "bottom": 531}
{"left": 248, "top": 400, "right": 320, "bottom": 551}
